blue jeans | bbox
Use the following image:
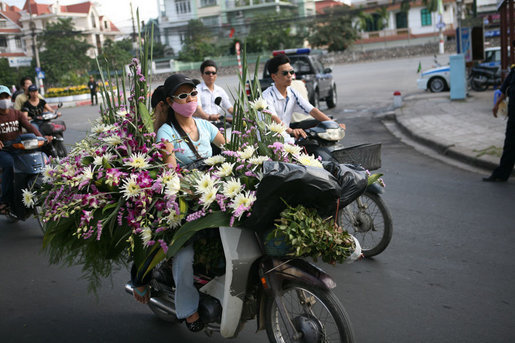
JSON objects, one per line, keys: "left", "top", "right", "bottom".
{"left": 0, "top": 151, "right": 14, "bottom": 204}
{"left": 172, "top": 244, "right": 199, "bottom": 319}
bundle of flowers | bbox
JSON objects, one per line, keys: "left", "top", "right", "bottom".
{"left": 32, "top": 43, "right": 364, "bottom": 292}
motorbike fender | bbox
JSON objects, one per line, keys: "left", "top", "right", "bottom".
{"left": 263, "top": 258, "right": 336, "bottom": 292}
{"left": 366, "top": 182, "right": 384, "bottom": 195}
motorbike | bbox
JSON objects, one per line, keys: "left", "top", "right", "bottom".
{"left": 469, "top": 65, "right": 502, "bottom": 92}
{"left": 0, "top": 133, "right": 48, "bottom": 231}
{"left": 27, "top": 103, "right": 67, "bottom": 158}
{"left": 127, "top": 226, "right": 358, "bottom": 342}
{"left": 296, "top": 120, "right": 393, "bottom": 258}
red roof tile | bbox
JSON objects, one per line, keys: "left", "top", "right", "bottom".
{"left": 0, "top": 52, "right": 28, "bottom": 57}
{"left": 0, "top": 9, "right": 22, "bottom": 26}
{"left": 61, "top": 2, "right": 92, "bottom": 14}
{"left": 23, "top": 0, "right": 51, "bottom": 15}
{"left": 0, "top": 28, "right": 22, "bottom": 33}
{"left": 110, "top": 22, "right": 119, "bottom": 32}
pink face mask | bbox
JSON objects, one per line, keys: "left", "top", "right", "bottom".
{"left": 171, "top": 101, "right": 197, "bottom": 118}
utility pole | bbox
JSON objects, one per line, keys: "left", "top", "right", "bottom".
{"left": 456, "top": 0, "right": 463, "bottom": 55}
{"left": 29, "top": 3, "right": 44, "bottom": 95}
{"left": 437, "top": 0, "right": 444, "bottom": 54}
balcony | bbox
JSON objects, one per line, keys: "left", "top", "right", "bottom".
{"left": 224, "top": 0, "right": 295, "bottom": 12}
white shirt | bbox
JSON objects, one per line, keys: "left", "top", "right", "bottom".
{"left": 198, "top": 82, "right": 232, "bottom": 115}
{"left": 262, "top": 83, "right": 314, "bottom": 127}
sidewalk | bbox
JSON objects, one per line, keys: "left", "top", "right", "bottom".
{"left": 393, "top": 90, "right": 511, "bottom": 174}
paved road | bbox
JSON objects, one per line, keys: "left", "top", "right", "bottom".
{"left": 1, "top": 55, "right": 514, "bottom": 342}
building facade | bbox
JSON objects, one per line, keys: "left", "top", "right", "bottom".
{"left": 0, "top": 0, "right": 121, "bottom": 65}
{"left": 158, "top": 0, "right": 315, "bottom": 54}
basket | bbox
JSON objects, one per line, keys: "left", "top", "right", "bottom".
{"left": 332, "top": 143, "right": 382, "bottom": 170}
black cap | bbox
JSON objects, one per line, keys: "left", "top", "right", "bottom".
{"left": 28, "top": 85, "right": 38, "bottom": 92}
{"left": 164, "top": 74, "right": 200, "bottom": 98}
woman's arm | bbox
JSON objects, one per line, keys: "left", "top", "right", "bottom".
{"left": 212, "top": 131, "right": 226, "bottom": 147}
{"left": 161, "top": 141, "right": 177, "bottom": 168}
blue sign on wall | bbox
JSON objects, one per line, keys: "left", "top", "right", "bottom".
{"left": 456, "top": 27, "right": 472, "bottom": 62}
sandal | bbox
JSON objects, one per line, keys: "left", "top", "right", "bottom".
{"left": 133, "top": 285, "right": 150, "bottom": 304}
{"left": 0, "top": 203, "right": 9, "bottom": 215}
{"left": 185, "top": 317, "right": 204, "bottom": 332}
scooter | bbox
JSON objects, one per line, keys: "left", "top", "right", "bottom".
{"left": 296, "top": 121, "right": 393, "bottom": 258}
{"left": 469, "top": 65, "right": 502, "bottom": 91}
{"left": 28, "top": 103, "right": 67, "bottom": 158}
{"left": 0, "top": 133, "right": 48, "bottom": 231}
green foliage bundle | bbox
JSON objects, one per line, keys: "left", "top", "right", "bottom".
{"left": 309, "top": 6, "right": 358, "bottom": 52}
{"left": 267, "top": 204, "right": 356, "bottom": 264}
{"left": 0, "top": 59, "right": 32, "bottom": 88}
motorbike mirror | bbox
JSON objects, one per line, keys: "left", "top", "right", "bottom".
{"left": 214, "top": 97, "right": 222, "bottom": 106}
{"left": 58, "top": 102, "right": 63, "bottom": 109}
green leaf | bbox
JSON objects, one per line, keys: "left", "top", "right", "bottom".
{"left": 167, "top": 211, "right": 231, "bottom": 258}
{"left": 138, "top": 102, "right": 154, "bottom": 134}
{"left": 367, "top": 173, "right": 384, "bottom": 186}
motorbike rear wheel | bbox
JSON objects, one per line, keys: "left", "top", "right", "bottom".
{"left": 338, "top": 191, "right": 392, "bottom": 258}
{"left": 470, "top": 75, "right": 489, "bottom": 91}
{"left": 265, "top": 281, "right": 355, "bottom": 343}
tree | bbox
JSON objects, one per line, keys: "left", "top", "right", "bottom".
{"left": 178, "top": 20, "right": 216, "bottom": 62}
{"left": 245, "top": 12, "right": 304, "bottom": 53}
{"left": 0, "top": 59, "right": 32, "bottom": 89}
{"left": 375, "top": 6, "right": 389, "bottom": 30}
{"left": 309, "top": 6, "right": 358, "bottom": 52}
{"left": 38, "top": 18, "right": 92, "bottom": 85}
{"left": 96, "top": 38, "right": 134, "bottom": 71}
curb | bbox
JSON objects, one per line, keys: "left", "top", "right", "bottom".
{"left": 390, "top": 110, "right": 500, "bottom": 172}
{"left": 49, "top": 100, "right": 99, "bottom": 109}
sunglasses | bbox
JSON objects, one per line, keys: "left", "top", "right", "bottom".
{"left": 204, "top": 71, "right": 217, "bottom": 75}
{"left": 278, "top": 70, "right": 295, "bottom": 76}
{"left": 172, "top": 90, "right": 198, "bottom": 99}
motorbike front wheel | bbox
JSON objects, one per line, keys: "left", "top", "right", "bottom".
{"left": 54, "top": 140, "right": 67, "bottom": 158}
{"left": 265, "top": 281, "right": 355, "bottom": 343}
{"left": 338, "top": 191, "right": 393, "bottom": 258}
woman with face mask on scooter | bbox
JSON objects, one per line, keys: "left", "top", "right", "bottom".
{"left": 0, "top": 85, "right": 42, "bottom": 215}
{"left": 131, "top": 74, "right": 225, "bottom": 332}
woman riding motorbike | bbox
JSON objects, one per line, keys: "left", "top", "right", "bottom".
{"left": 21, "top": 85, "right": 61, "bottom": 130}
{"left": 131, "top": 74, "right": 225, "bottom": 332}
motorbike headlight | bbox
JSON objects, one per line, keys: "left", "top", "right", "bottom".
{"left": 318, "top": 128, "right": 345, "bottom": 141}
{"left": 22, "top": 139, "right": 40, "bottom": 149}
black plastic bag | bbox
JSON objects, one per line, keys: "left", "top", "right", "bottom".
{"left": 245, "top": 161, "right": 342, "bottom": 233}
{"left": 323, "top": 161, "right": 368, "bottom": 207}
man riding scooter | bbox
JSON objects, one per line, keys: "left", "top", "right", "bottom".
{"left": 0, "top": 85, "right": 45, "bottom": 215}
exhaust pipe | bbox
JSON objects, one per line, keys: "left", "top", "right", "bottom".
{"left": 125, "top": 283, "right": 177, "bottom": 315}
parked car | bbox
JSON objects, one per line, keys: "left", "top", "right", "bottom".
{"left": 417, "top": 47, "right": 501, "bottom": 93}
{"left": 258, "top": 48, "right": 338, "bottom": 108}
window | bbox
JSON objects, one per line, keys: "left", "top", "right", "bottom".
{"left": 421, "top": 8, "right": 432, "bottom": 26}
{"left": 0, "top": 20, "right": 7, "bottom": 28}
{"left": 104, "top": 21, "right": 108, "bottom": 29}
{"left": 365, "top": 14, "right": 380, "bottom": 32}
{"left": 201, "top": 16, "right": 219, "bottom": 27}
{"left": 395, "top": 12, "right": 407, "bottom": 29}
{"left": 0, "top": 37, "right": 7, "bottom": 47}
{"left": 200, "top": 0, "right": 216, "bottom": 7}
{"left": 15, "top": 38, "right": 22, "bottom": 48}
{"left": 175, "top": 0, "right": 191, "bottom": 14}
{"left": 91, "top": 13, "right": 96, "bottom": 28}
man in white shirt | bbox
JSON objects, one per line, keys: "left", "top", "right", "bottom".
{"left": 198, "top": 60, "right": 233, "bottom": 120}
{"left": 262, "top": 54, "right": 343, "bottom": 139}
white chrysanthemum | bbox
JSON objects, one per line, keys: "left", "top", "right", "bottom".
{"left": 267, "top": 122, "right": 287, "bottom": 135}
{"left": 283, "top": 143, "right": 302, "bottom": 156}
{"left": 81, "top": 165, "right": 94, "bottom": 182}
{"left": 250, "top": 97, "right": 268, "bottom": 111}
{"left": 215, "top": 162, "right": 234, "bottom": 178}
{"left": 62, "top": 164, "right": 77, "bottom": 178}
{"left": 91, "top": 123, "right": 115, "bottom": 135}
{"left": 124, "top": 152, "right": 150, "bottom": 170}
{"left": 238, "top": 146, "right": 255, "bottom": 160}
{"left": 116, "top": 110, "right": 129, "bottom": 117}
{"left": 195, "top": 173, "right": 217, "bottom": 194}
{"left": 295, "top": 153, "right": 323, "bottom": 168}
{"left": 22, "top": 189, "right": 35, "bottom": 208}
{"left": 140, "top": 227, "right": 152, "bottom": 246}
{"left": 222, "top": 178, "right": 242, "bottom": 198}
{"left": 164, "top": 175, "right": 181, "bottom": 197}
{"left": 199, "top": 186, "right": 218, "bottom": 208}
{"left": 93, "top": 155, "right": 104, "bottom": 166}
{"left": 248, "top": 155, "right": 269, "bottom": 165}
{"left": 121, "top": 174, "right": 141, "bottom": 200}
{"left": 164, "top": 210, "right": 181, "bottom": 228}
{"left": 103, "top": 135, "right": 123, "bottom": 146}
{"left": 42, "top": 164, "right": 55, "bottom": 183}
{"left": 205, "top": 155, "right": 225, "bottom": 166}
{"left": 103, "top": 152, "right": 115, "bottom": 161}
{"left": 231, "top": 191, "right": 257, "bottom": 211}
